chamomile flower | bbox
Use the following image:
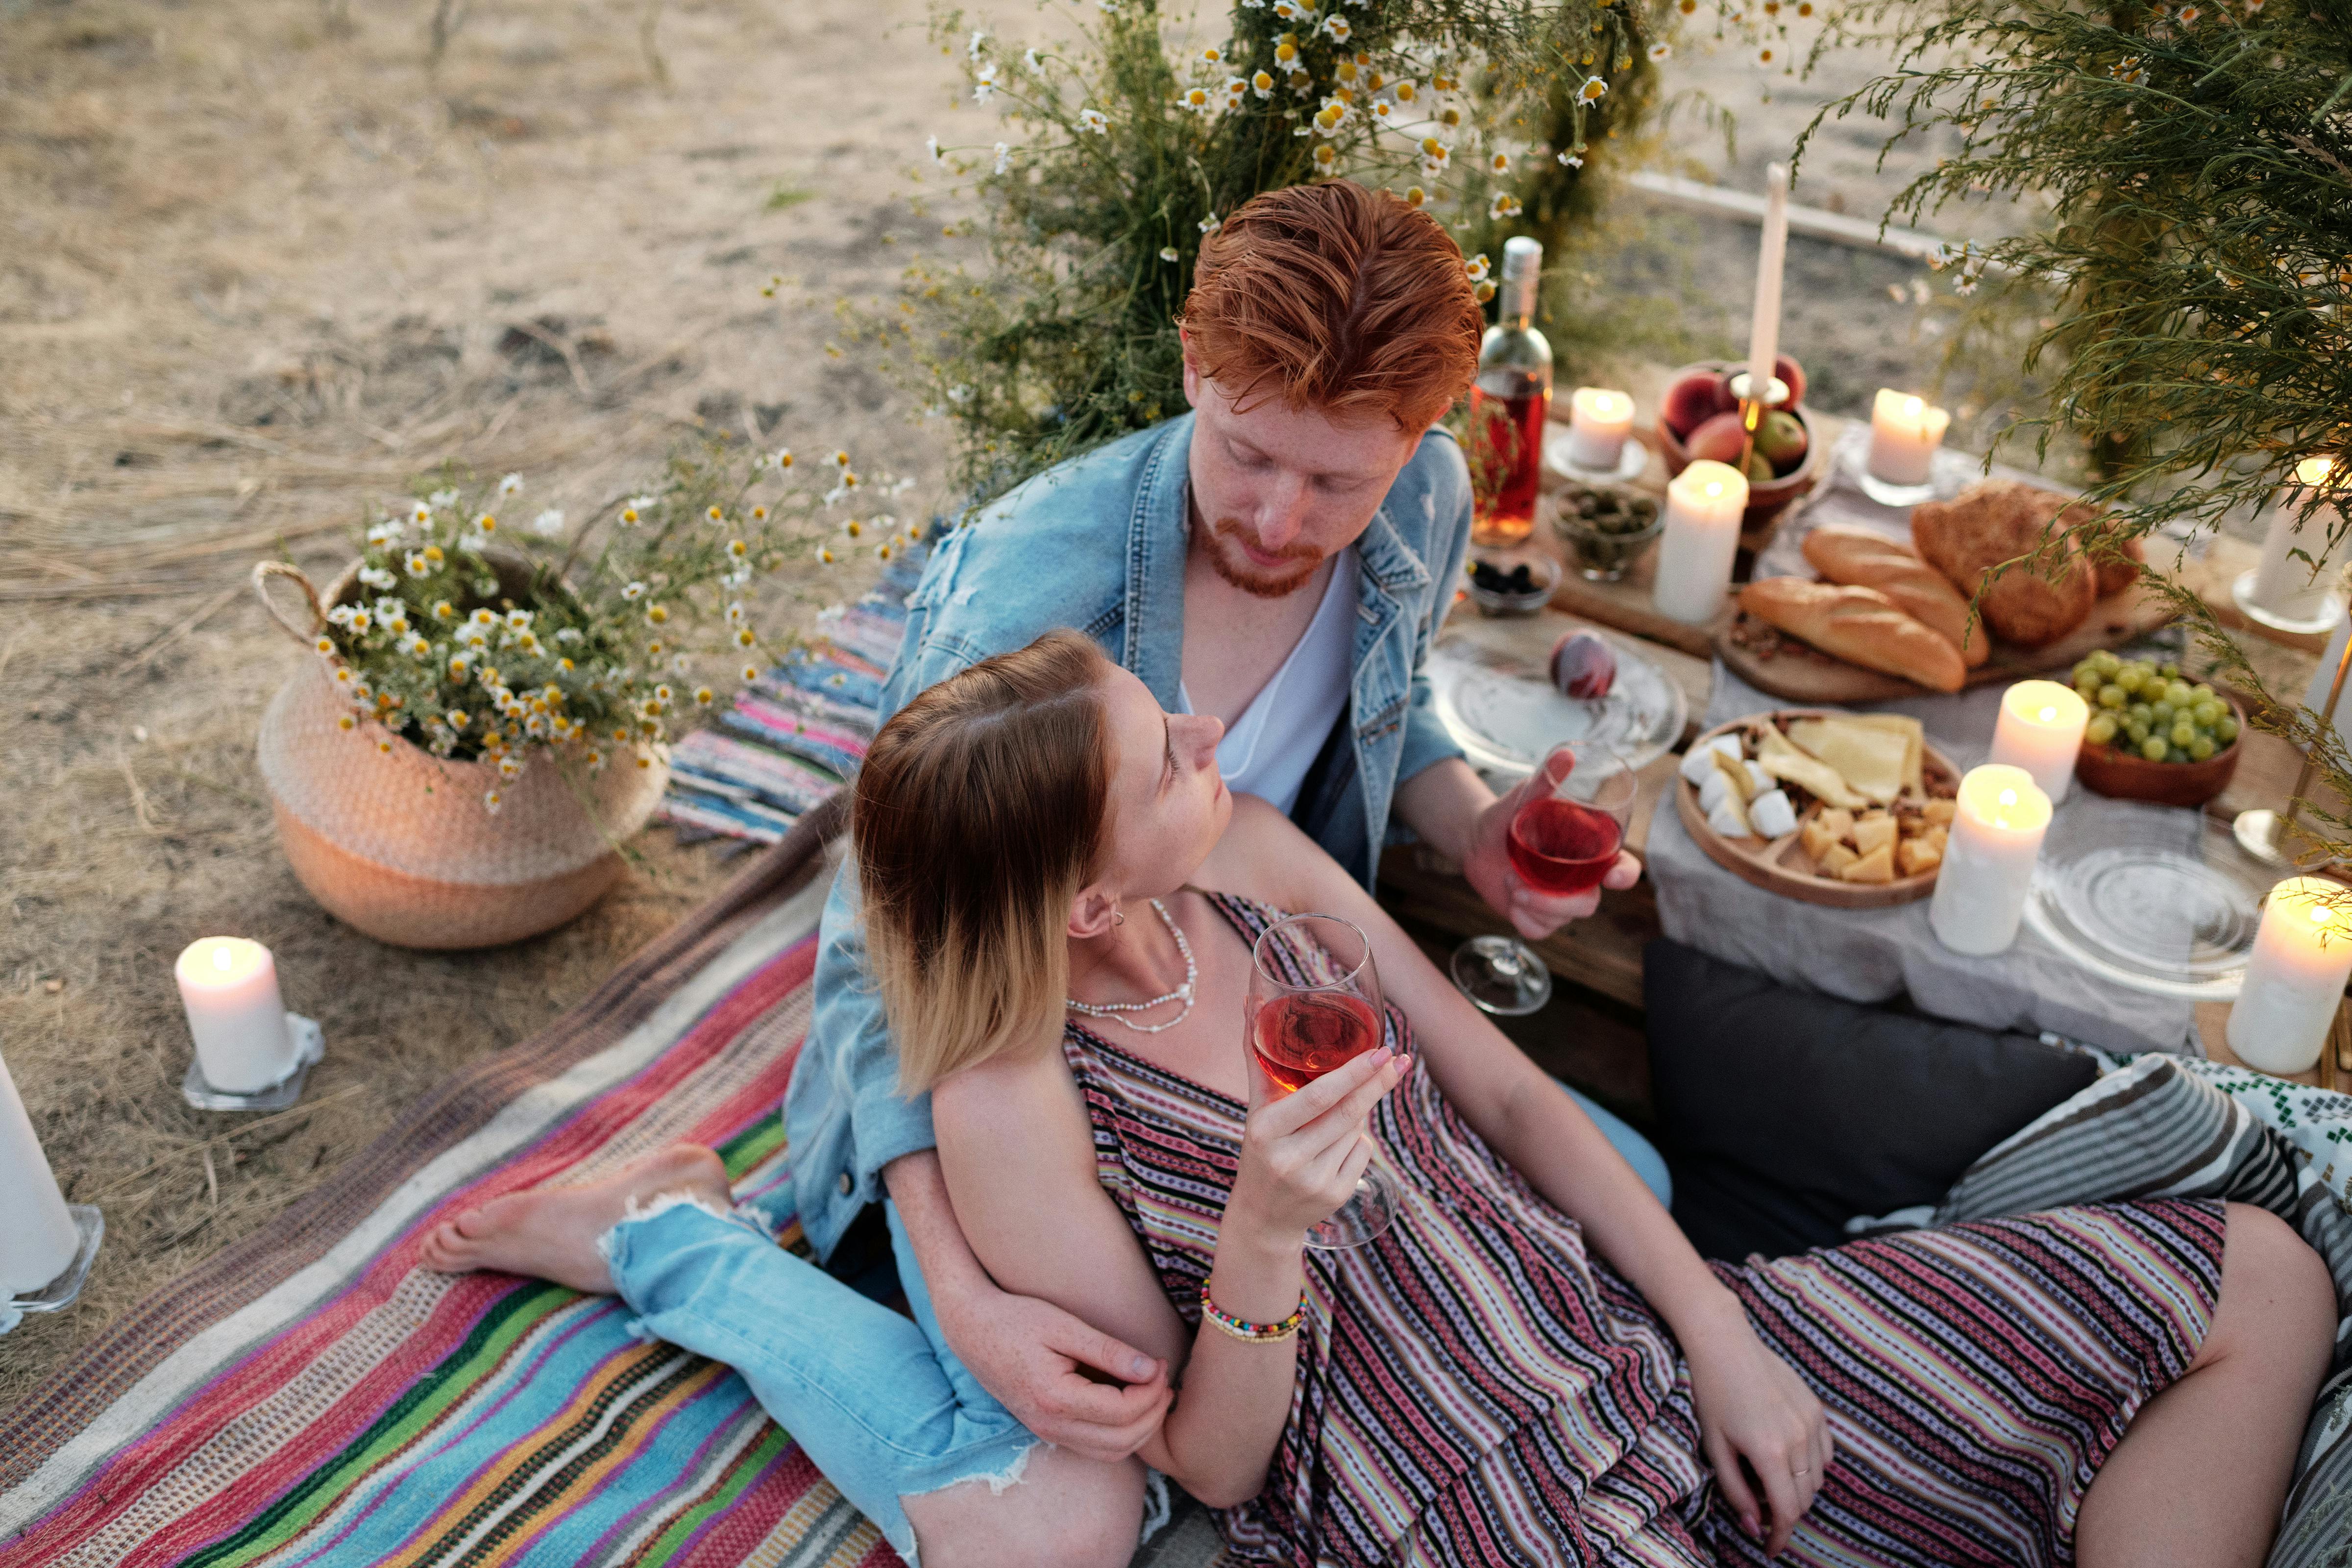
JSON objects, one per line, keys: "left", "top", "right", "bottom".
{"left": 1464, "top": 252, "right": 1492, "bottom": 282}
{"left": 1489, "top": 150, "right": 1513, "bottom": 175}
{"left": 1578, "top": 75, "right": 1608, "bottom": 102}
{"left": 505, "top": 608, "right": 532, "bottom": 631}
{"left": 1320, "top": 13, "right": 1351, "bottom": 41}
{"left": 337, "top": 712, "right": 358, "bottom": 732}
{"left": 741, "top": 663, "right": 761, "bottom": 682}
{"left": 646, "top": 604, "right": 670, "bottom": 626}
{"left": 483, "top": 789, "right": 503, "bottom": 814}
{"left": 772, "top": 449, "right": 794, "bottom": 470}
{"left": 406, "top": 552, "right": 432, "bottom": 576}
{"left": 694, "top": 686, "right": 716, "bottom": 707}
{"left": 927, "top": 134, "right": 945, "bottom": 164}
{"left": 1420, "top": 137, "right": 1452, "bottom": 173}
{"left": 1079, "top": 107, "right": 1110, "bottom": 133}
{"left": 818, "top": 545, "right": 838, "bottom": 565}
{"left": 968, "top": 27, "right": 987, "bottom": 57}
{"left": 727, "top": 538, "right": 750, "bottom": 559}
{"left": 495, "top": 473, "right": 522, "bottom": 497}
{"left": 1200, "top": 44, "right": 1223, "bottom": 63}
{"left": 409, "top": 498, "right": 433, "bottom": 525}
{"left": 429, "top": 488, "right": 459, "bottom": 508}
{"left": 1559, "top": 150, "right": 1585, "bottom": 168}
{"left": 736, "top": 626, "right": 759, "bottom": 647}
{"left": 1250, "top": 71, "right": 1274, "bottom": 98}
{"left": 408, "top": 635, "right": 433, "bottom": 659}
{"left": 974, "top": 60, "right": 1000, "bottom": 100}
{"left": 877, "top": 540, "right": 895, "bottom": 561}
{"left": 621, "top": 581, "right": 647, "bottom": 601}
{"left": 995, "top": 142, "right": 1012, "bottom": 175}
{"left": 1647, "top": 41, "right": 1672, "bottom": 62}
{"left": 1199, "top": 212, "right": 1222, "bottom": 234}
{"left": 347, "top": 608, "right": 373, "bottom": 634}
{"left": 586, "top": 749, "right": 607, "bottom": 772}
{"left": 1223, "top": 76, "right": 1248, "bottom": 106}
{"left": 1273, "top": 34, "right": 1300, "bottom": 67}
{"left": 704, "top": 504, "right": 725, "bottom": 526}
{"left": 1179, "top": 84, "right": 1215, "bottom": 113}
{"left": 1404, "top": 185, "right": 1427, "bottom": 207}
{"left": 1312, "top": 143, "right": 1338, "bottom": 167}
{"left": 1160, "top": 246, "right": 1181, "bottom": 261}
{"left": 359, "top": 565, "right": 397, "bottom": 591}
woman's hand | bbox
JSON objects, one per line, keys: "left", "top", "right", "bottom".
{"left": 1227, "top": 1047, "right": 1400, "bottom": 1241}
{"left": 1682, "top": 1305, "right": 1833, "bottom": 1557}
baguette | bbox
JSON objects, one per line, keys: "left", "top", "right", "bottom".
{"left": 1800, "top": 524, "right": 1988, "bottom": 666}
{"left": 1738, "top": 578, "right": 1968, "bottom": 693}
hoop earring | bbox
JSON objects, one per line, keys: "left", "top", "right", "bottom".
{"left": 1113, "top": 910, "right": 1125, "bottom": 926}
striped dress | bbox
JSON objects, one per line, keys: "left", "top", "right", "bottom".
{"left": 1067, "top": 894, "right": 2226, "bottom": 1568}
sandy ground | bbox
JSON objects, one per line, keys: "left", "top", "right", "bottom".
{"left": 0, "top": 0, "right": 2010, "bottom": 1409}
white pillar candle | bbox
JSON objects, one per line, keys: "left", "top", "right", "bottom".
{"left": 2245, "top": 457, "right": 2344, "bottom": 623}
{"left": 175, "top": 938, "right": 299, "bottom": 1094}
{"left": 1562, "top": 387, "right": 1634, "bottom": 471}
{"left": 1987, "top": 680, "right": 2089, "bottom": 805}
{"left": 1929, "top": 764, "right": 2052, "bottom": 956}
{"left": 0, "top": 1047, "right": 81, "bottom": 1296}
{"left": 1653, "top": 459, "right": 1750, "bottom": 624}
{"left": 2227, "top": 876, "right": 2352, "bottom": 1076}
{"left": 1744, "top": 163, "right": 1790, "bottom": 410}
{"left": 1867, "top": 390, "right": 1952, "bottom": 487}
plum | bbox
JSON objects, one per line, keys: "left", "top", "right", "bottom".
{"left": 1754, "top": 409, "right": 1808, "bottom": 474}
{"left": 1551, "top": 629, "right": 1617, "bottom": 701}
{"left": 1683, "top": 410, "right": 1750, "bottom": 466}
{"left": 1661, "top": 371, "right": 1732, "bottom": 439}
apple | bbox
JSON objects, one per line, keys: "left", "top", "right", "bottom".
{"left": 1754, "top": 409, "right": 1809, "bottom": 474}
{"left": 1774, "top": 354, "right": 1808, "bottom": 407}
{"left": 1661, "top": 371, "right": 1732, "bottom": 440}
{"left": 1683, "top": 410, "right": 1750, "bottom": 466}
{"left": 1744, "top": 448, "right": 1777, "bottom": 483}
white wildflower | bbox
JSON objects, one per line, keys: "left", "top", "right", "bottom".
{"left": 974, "top": 60, "right": 1000, "bottom": 100}
{"left": 994, "top": 142, "right": 1011, "bottom": 175}
{"left": 1159, "top": 246, "right": 1180, "bottom": 262}
{"left": 498, "top": 472, "right": 523, "bottom": 496}
{"left": 1079, "top": 107, "right": 1109, "bottom": 134}
{"left": 531, "top": 508, "right": 565, "bottom": 538}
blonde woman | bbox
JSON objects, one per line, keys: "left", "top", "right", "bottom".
{"left": 434, "top": 631, "right": 2333, "bottom": 1567}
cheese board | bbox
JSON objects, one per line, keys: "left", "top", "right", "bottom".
{"left": 1673, "top": 710, "right": 1963, "bottom": 907}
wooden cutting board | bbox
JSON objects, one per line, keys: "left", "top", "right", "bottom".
{"left": 1714, "top": 582, "right": 2175, "bottom": 704}
{"left": 1675, "top": 713, "right": 1962, "bottom": 907}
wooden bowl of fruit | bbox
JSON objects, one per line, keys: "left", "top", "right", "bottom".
{"left": 1656, "top": 357, "right": 1827, "bottom": 540}
{"left": 2069, "top": 652, "right": 2246, "bottom": 808}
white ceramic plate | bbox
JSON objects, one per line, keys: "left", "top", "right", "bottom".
{"left": 1429, "top": 631, "right": 1687, "bottom": 781}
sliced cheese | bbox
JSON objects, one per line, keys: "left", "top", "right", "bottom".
{"left": 1844, "top": 714, "right": 1927, "bottom": 797}
{"left": 1786, "top": 717, "right": 1911, "bottom": 806}
{"left": 1711, "top": 746, "right": 1756, "bottom": 804}
{"left": 1756, "top": 727, "right": 1869, "bottom": 810}
{"left": 1706, "top": 796, "right": 1755, "bottom": 839}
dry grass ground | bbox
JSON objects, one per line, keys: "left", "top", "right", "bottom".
{"left": 0, "top": 0, "right": 1985, "bottom": 1413}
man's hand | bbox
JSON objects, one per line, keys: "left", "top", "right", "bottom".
{"left": 938, "top": 1282, "right": 1173, "bottom": 1462}
{"left": 1460, "top": 750, "right": 1642, "bottom": 939}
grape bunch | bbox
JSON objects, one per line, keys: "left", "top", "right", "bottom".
{"left": 2072, "top": 652, "right": 2239, "bottom": 763}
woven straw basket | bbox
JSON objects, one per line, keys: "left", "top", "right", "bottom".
{"left": 251, "top": 556, "right": 668, "bottom": 950}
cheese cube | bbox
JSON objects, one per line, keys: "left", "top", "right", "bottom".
{"left": 1818, "top": 841, "right": 1859, "bottom": 877}
{"left": 1897, "top": 837, "right": 1945, "bottom": 877}
{"left": 1840, "top": 843, "right": 1896, "bottom": 883}
{"left": 1800, "top": 816, "right": 1841, "bottom": 862}
{"left": 1922, "top": 798, "right": 1958, "bottom": 826}
{"left": 1852, "top": 813, "right": 1899, "bottom": 857}
{"left": 1818, "top": 808, "right": 1856, "bottom": 843}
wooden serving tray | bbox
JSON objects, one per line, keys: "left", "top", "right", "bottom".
{"left": 1714, "top": 582, "right": 2176, "bottom": 704}
{"left": 1673, "top": 712, "right": 1961, "bottom": 907}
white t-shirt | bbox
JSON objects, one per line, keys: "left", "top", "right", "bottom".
{"left": 1178, "top": 550, "right": 1358, "bottom": 816}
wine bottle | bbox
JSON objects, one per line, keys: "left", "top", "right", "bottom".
{"left": 1468, "top": 236, "right": 1552, "bottom": 549}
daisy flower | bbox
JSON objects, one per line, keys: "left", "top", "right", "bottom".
{"left": 531, "top": 509, "right": 564, "bottom": 538}
{"left": 995, "top": 142, "right": 1011, "bottom": 175}
{"left": 1080, "top": 107, "right": 1110, "bottom": 133}
{"left": 1578, "top": 75, "right": 1608, "bottom": 102}
{"left": 622, "top": 581, "right": 647, "bottom": 600}
{"left": 1490, "top": 193, "right": 1522, "bottom": 219}
{"left": 974, "top": 61, "right": 1000, "bottom": 100}
{"left": 1559, "top": 150, "right": 1585, "bottom": 168}
{"left": 1648, "top": 42, "right": 1672, "bottom": 62}
{"left": 1465, "top": 252, "right": 1491, "bottom": 281}
{"left": 927, "top": 134, "right": 945, "bottom": 165}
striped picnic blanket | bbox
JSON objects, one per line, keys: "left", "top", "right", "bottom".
{"left": 1851, "top": 1051, "right": 2352, "bottom": 1567}
{"left": 0, "top": 809, "right": 901, "bottom": 1568}
{"left": 658, "top": 561, "right": 925, "bottom": 847}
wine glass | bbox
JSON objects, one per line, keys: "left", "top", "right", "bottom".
{"left": 1246, "top": 913, "right": 1399, "bottom": 1250}
{"left": 1449, "top": 745, "right": 1636, "bottom": 1016}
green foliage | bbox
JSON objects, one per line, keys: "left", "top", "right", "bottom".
{"left": 1808, "top": 0, "right": 2352, "bottom": 533}
{"left": 887, "top": 0, "right": 1669, "bottom": 508}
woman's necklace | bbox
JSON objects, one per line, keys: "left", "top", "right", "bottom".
{"left": 1066, "top": 898, "right": 1197, "bottom": 1033}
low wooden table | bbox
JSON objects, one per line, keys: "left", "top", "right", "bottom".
{"left": 1377, "top": 444, "right": 2352, "bottom": 1094}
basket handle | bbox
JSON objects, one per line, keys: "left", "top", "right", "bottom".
{"left": 251, "top": 561, "right": 326, "bottom": 646}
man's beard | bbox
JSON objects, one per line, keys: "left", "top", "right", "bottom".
{"left": 1202, "top": 515, "right": 1325, "bottom": 600}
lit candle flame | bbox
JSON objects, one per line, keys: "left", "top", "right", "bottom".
{"left": 2297, "top": 455, "right": 2337, "bottom": 489}
{"left": 2037, "top": 706, "right": 2057, "bottom": 723}
{"left": 1902, "top": 395, "right": 1924, "bottom": 418}
{"left": 213, "top": 946, "right": 235, "bottom": 972}
{"left": 1704, "top": 482, "right": 1722, "bottom": 499}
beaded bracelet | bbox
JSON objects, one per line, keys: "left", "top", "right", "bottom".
{"left": 1199, "top": 1278, "right": 1309, "bottom": 1343}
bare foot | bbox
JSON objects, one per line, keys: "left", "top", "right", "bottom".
{"left": 417, "top": 1143, "right": 733, "bottom": 1293}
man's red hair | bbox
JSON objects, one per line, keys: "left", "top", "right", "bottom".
{"left": 1181, "top": 181, "right": 1484, "bottom": 434}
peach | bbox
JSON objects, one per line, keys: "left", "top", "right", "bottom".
{"left": 1683, "top": 410, "right": 1751, "bottom": 466}
{"left": 1661, "top": 372, "right": 1733, "bottom": 439}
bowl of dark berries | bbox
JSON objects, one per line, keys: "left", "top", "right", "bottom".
{"left": 1551, "top": 484, "right": 1664, "bottom": 582}
{"left": 1465, "top": 553, "right": 1561, "bottom": 616}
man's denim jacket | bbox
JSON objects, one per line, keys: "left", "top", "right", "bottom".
{"left": 786, "top": 412, "right": 1473, "bottom": 1258}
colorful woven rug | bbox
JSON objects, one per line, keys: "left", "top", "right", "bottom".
{"left": 0, "top": 805, "right": 902, "bottom": 1568}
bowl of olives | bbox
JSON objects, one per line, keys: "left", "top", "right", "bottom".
{"left": 2069, "top": 652, "right": 2245, "bottom": 808}
{"left": 1464, "top": 553, "right": 1561, "bottom": 616}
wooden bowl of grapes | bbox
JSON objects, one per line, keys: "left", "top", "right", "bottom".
{"left": 2071, "top": 656, "right": 2246, "bottom": 808}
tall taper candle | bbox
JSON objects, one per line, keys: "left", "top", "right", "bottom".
{"left": 2228, "top": 877, "right": 2352, "bottom": 1076}
{"left": 0, "top": 1047, "right": 81, "bottom": 1296}
{"left": 1745, "top": 164, "right": 1790, "bottom": 410}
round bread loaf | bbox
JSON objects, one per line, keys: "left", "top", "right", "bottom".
{"left": 1910, "top": 479, "right": 2097, "bottom": 648}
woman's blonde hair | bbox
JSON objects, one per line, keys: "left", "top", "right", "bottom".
{"left": 854, "top": 630, "right": 1111, "bottom": 1094}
